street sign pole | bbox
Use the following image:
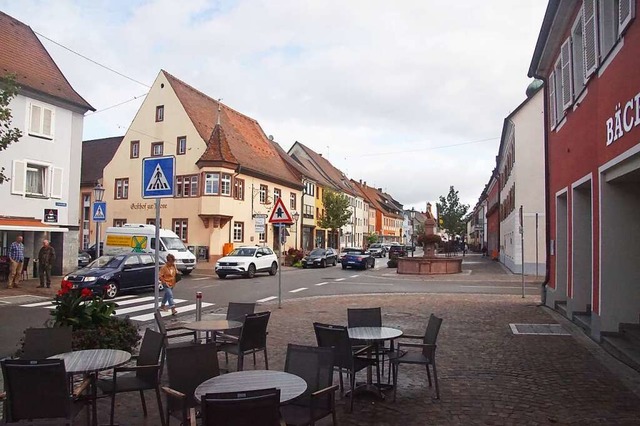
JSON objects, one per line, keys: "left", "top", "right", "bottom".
{"left": 154, "top": 198, "right": 160, "bottom": 310}
{"left": 278, "top": 224, "right": 283, "bottom": 309}
{"left": 520, "top": 205, "right": 525, "bottom": 299}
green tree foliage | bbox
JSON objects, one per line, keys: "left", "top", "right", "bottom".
{"left": 367, "top": 234, "right": 379, "bottom": 244}
{"left": 436, "top": 186, "right": 469, "bottom": 239}
{"left": 317, "top": 189, "right": 352, "bottom": 248}
{"left": 0, "top": 74, "right": 23, "bottom": 184}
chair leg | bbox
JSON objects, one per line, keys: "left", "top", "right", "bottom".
{"left": 425, "top": 364, "right": 432, "bottom": 387}
{"left": 155, "top": 386, "right": 166, "bottom": 426}
{"left": 392, "top": 362, "right": 399, "bottom": 402}
{"left": 349, "top": 371, "right": 356, "bottom": 412}
{"left": 338, "top": 369, "right": 344, "bottom": 395}
{"left": 140, "top": 389, "right": 148, "bottom": 416}
{"left": 110, "top": 392, "right": 116, "bottom": 425}
{"left": 432, "top": 361, "right": 440, "bottom": 400}
{"left": 237, "top": 354, "right": 244, "bottom": 372}
{"left": 253, "top": 351, "right": 257, "bottom": 367}
{"left": 264, "top": 347, "right": 269, "bottom": 370}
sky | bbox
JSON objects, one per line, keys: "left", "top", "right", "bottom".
{"left": 1, "top": 0, "right": 548, "bottom": 211}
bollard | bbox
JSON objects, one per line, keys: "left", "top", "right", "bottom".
{"left": 196, "top": 291, "right": 203, "bottom": 342}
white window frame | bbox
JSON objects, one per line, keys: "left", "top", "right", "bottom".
{"left": 27, "top": 102, "right": 55, "bottom": 140}
{"left": 560, "top": 38, "right": 574, "bottom": 110}
{"left": 204, "top": 173, "right": 220, "bottom": 195}
{"left": 571, "top": 14, "right": 586, "bottom": 99}
{"left": 274, "top": 188, "right": 281, "bottom": 200}
{"left": 553, "top": 59, "right": 564, "bottom": 124}
{"left": 152, "top": 142, "right": 164, "bottom": 157}
{"left": 233, "top": 222, "right": 244, "bottom": 242}
{"left": 221, "top": 174, "right": 231, "bottom": 196}
{"left": 177, "top": 136, "right": 187, "bottom": 155}
{"left": 115, "top": 178, "right": 129, "bottom": 200}
{"left": 26, "top": 164, "right": 47, "bottom": 196}
{"left": 599, "top": 0, "right": 619, "bottom": 59}
{"left": 260, "top": 185, "right": 268, "bottom": 204}
{"left": 619, "top": 0, "right": 636, "bottom": 35}
{"left": 582, "top": 0, "right": 599, "bottom": 80}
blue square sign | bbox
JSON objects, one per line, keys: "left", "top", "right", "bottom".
{"left": 92, "top": 202, "right": 106, "bottom": 222}
{"left": 142, "top": 156, "right": 175, "bottom": 199}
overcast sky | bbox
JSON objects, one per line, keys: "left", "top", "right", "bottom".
{"left": 1, "top": 0, "right": 547, "bottom": 210}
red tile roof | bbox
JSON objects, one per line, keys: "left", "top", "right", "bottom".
{"left": 352, "top": 181, "right": 403, "bottom": 219}
{"left": 0, "top": 12, "right": 94, "bottom": 111}
{"left": 163, "top": 70, "right": 301, "bottom": 188}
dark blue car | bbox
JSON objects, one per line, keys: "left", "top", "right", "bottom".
{"left": 341, "top": 249, "right": 375, "bottom": 270}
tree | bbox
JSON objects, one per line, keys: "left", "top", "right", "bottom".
{"left": 367, "top": 234, "right": 379, "bottom": 245}
{"left": 0, "top": 74, "right": 23, "bottom": 184}
{"left": 436, "top": 186, "right": 469, "bottom": 239}
{"left": 317, "top": 189, "right": 352, "bottom": 249}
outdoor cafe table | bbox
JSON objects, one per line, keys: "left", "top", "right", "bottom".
{"left": 195, "top": 370, "right": 307, "bottom": 404}
{"left": 348, "top": 326, "right": 403, "bottom": 399}
{"left": 50, "top": 349, "right": 131, "bottom": 426}
{"left": 183, "top": 319, "right": 243, "bottom": 343}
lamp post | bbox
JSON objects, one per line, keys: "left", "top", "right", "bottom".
{"left": 410, "top": 208, "right": 416, "bottom": 257}
{"left": 293, "top": 211, "right": 300, "bottom": 250}
{"left": 93, "top": 183, "right": 105, "bottom": 258}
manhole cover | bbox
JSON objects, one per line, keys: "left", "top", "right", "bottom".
{"left": 509, "top": 323, "right": 571, "bottom": 336}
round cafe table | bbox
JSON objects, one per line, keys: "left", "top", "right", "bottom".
{"left": 183, "top": 319, "right": 243, "bottom": 343}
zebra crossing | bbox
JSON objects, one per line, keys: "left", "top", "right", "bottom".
{"left": 18, "top": 294, "right": 214, "bottom": 323}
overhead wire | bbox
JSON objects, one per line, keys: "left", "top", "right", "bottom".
{"left": 86, "top": 93, "right": 148, "bottom": 116}
{"left": 350, "top": 137, "right": 499, "bottom": 159}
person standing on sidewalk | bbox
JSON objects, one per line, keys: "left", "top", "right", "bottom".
{"left": 8, "top": 236, "right": 24, "bottom": 289}
{"left": 37, "top": 239, "right": 56, "bottom": 288}
{"left": 159, "top": 253, "right": 180, "bottom": 315}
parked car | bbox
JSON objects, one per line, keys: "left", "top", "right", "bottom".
{"left": 62, "top": 253, "right": 164, "bottom": 299}
{"left": 341, "top": 249, "right": 375, "bottom": 270}
{"left": 85, "top": 242, "right": 104, "bottom": 260}
{"left": 368, "top": 243, "right": 385, "bottom": 258}
{"left": 77, "top": 251, "right": 91, "bottom": 268}
{"left": 301, "top": 248, "right": 338, "bottom": 268}
{"left": 215, "top": 246, "right": 278, "bottom": 279}
{"left": 338, "top": 247, "right": 362, "bottom": 263}
{"left": 388, "top": 245, "right": 407, "bottom": 258}
{"left": 404, "top": 244, "right": 415, "bottom": 253}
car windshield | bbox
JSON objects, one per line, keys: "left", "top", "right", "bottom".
{"left": 309, "top": 249, "right": 325, "bottom": 256}
{"left": 88, "top": 255, "right": 124, "bottom": 269}
{"left": 345, "top": 249, "right": 365, "bottom": 254}
{"left": 161, "top": 237, "right": 187, "bottom": 251}
{"left": 229, "top": 248, "right": 257, "bottom": 257}
{"left": 370, "top": 244, "right": 382, "bottom": 248}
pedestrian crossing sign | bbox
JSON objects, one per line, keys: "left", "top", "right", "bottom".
{"left": 92, "top": 202, "right": 106, "bottom": 222}
{"left": 142, "top": 156, "right": 175, "bottom": 198}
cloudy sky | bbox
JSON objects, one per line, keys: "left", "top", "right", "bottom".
{"left": 1, "top": 0, "right": 547, "bottom": 210}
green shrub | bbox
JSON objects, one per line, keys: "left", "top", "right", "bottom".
{"left": 72, "top": 317, "right": 140, "bottom": 352}
{"left": 387, "top": 258, "right": 398, "bottom": 268}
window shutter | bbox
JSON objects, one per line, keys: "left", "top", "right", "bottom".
{"left": 30, "top": 104, "right": 41, "bottom": 134}
{"left": 554, "top": 60, "right": 563, "bottom": 123}
{"left": 561, "top": 38, "right": 573, "bottom": 110}
{"left": 11, "top": 160, "right": 26, "bottom": 195}
{"left": 50, "top": 167, "right": 63, "bottom": 199}
{"left": 43, "top": 108, "right": 53, "bottom": 137}
{"left": 619, "top": 0, "right": 635, "bottom": 35}
{"left": 583, "top": 0, "right": 599, "bottom": 80}
{"left": 548, "top": 71, "right": 557, "bottom": 128}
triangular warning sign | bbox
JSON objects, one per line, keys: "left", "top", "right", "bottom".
{"left": 94, "top": 205, "right": 105, "bottom": 219}
{"left": 268, "top": 197, "right": 293, "bottom": 224}
{"left": 146, "top": 164, "right": 171, "bottom": 192}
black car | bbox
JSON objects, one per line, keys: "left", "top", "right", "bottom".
{"left": 388, "top": 245, "right": 407, "bottom": 258}
{"left": 77, "top": 251, "right": 91, "bottom": 268}
{"left": 85, "top": 242, "right": 104, "bottom": 260}
{"left": 302, "top": 248, "right": 338, "bottom": 268}
{"left": 63, "top": 253, "right": 163, "bottom": 299}
{"left": 341, "top": 249, "right": 375, "bottom": 270}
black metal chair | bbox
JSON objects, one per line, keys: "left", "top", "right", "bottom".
{"left": 216, "top": 302, "right": 256, "bottom": 340}
{"left": 154, "top": 309, "right": 198, "bottom": 346}
{"left": 313, "top": 322, "right": 375, "bottom": 412}
{"left": 280, "top": 344, "right": 338, "bottom": 426}
{"left": 217, "top": 311, "right": 271, "bottom": 371}
{"left": 390, "top": 313, "right": 443, "bottom": 401}
{"left": 20, "top": 326, "right": 73, "bottom": 359}
{"left": 97, "top": 328, "right": 166, "bottom": 426}
{"left": 200, "top": 388, "right": 282, "bottom": 426}
{"left": 1, "top": 358, "right": 89, "bottom": 424}
{"left": 347, "top": 307, "right": 389, "bottom": 382}
{"left": 162, "top": 342, "right": 220, "bottom": 426}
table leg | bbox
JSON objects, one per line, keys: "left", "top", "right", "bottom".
{"left": 351, "top": 345, "right": 385, "bottom": 400}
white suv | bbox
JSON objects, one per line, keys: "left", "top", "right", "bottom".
{"left": 215, "top": 246, "right": 278, "bottom": 279}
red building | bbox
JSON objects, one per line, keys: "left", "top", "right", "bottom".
{"left": 529, "top": 0, "right": 639, "bottom": 343}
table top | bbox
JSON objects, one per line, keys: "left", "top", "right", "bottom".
{"left": 183, "top": 319, "right": 243, "bottom": 332}
{"left": 49, "top": 349, "right": 131, "bottom": 374}
{"left": 348, "top": 326, "right": 403, "bottom": 341}
{"left": 195, "top": 370, "right": 307, "bottom": 404}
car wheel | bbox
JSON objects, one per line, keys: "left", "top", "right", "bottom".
{"left": 332, "top": 258, "right": 337, "bottom": 266}
{"left": 246, "top": 264, "right": 256, "bottom": 278}
{"left": 182, "top": 270, "right": 192, "bottom": 275}
{"left": 103, "top": 281, "right": 119, "bottom": 299}
{"left": 371, "top": 260, "right": 375, "bottom": 268}
{"left": 320, "top": 259, "right": 326, "bottom": 268}
{"left": 268, "top": 262, "right": 278, "bottom": 276}
{"left": 302, "top": 264, "right": 308, "bottom": 269}
{"left": 342, "top": 264, "right": 347, "bottom": 270}
{"left": 217, "top": 273, "right": 227, "bottom": 279}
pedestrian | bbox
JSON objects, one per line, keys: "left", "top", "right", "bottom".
{"left": 159, "top": 253, "right": 180, "bottom": 315}
{"left": 8, "top": 236, "right": 24, "bottom": 289}
{"left": 37, "top": 239, "right": 56, "bottom": 288}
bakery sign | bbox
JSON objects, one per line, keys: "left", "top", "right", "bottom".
{"left": 606, "top": 91, "right": 640, "bottom": 145}
{"left": 44, "top": 209, "right": 58, "bottom": 223}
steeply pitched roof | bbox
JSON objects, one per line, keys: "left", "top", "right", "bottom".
{"left": 81, "top": 136, "right": 123, "bottom": 185}
{"left": 353, "top": 182, "right": 403, "bottom": 219}
{"left": 163, "top": 70, "right": 301, "bottom": 188}
{"left": 0, "top": 12, "right": 94, "bottom": 111}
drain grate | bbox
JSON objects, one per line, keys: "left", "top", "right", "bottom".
{"left": 509, "top": 323, "right": 571, "bottom": 336}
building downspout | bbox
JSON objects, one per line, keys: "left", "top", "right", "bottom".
{"left": 535, "top": 76, "right": 551, "bottom": 306}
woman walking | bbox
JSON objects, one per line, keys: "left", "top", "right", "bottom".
{"left": 159, "top": 253, "right": 180, "bottom": 315}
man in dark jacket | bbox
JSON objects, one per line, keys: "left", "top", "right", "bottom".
{"left": 38, "top": 239, "right": 56, "bottom": 288}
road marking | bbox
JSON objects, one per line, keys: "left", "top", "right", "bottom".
{"left": 315, "top": 282, "right": 328, "bottom": 286}
{"left": 131, "top": 302, "right": 214, "bottom": 322}
{"left": 460, "top": 285, "right": 537, "bottom": 289}
{"left": 257, "top": 296, "right": 277, "bottom": 303}
{"left": 114, "top": 299, "right": 187, "bottom": 315}
{"left": 342, "top": 282, "right": 394, "bottom": 286}
{"left": 335, "top": 278, "right": 346, "bottom": 282}
{"left": 191, "top": 277, "right": 209, "bottom": 281}
{"left": 350, "top": 275, "right": 360, "bottom": 278}
{"left": 112, "top": 296, "right": 158, "bottom": 306}
{"left": 289, "top": 287, "right": 307, "bottom": 293}
{"left": 20, "top": 294, "right": 138, "bottom": 308}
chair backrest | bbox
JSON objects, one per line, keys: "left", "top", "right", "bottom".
{"left": 423, "top": 314, "right": 443, "bottom": 357}
{"left": 1, "top": 359, "right": 71, "bottom": 422}
{"left": 201, "top": 388, "right": 281, "bottom": 426}
{"left": 225, "top": 302, "right": 256, "bottom": 337}
{"left": 154, "top": 309, "right": 167, "bottom": 335}
{"left": 313, "top": 322, "right": 354, "bottom": 371}
{"left": 238, "top": 311, "right": 270, "bottom": 352}
{"left": 136, "top": 328, "right": 164, "bottom": 382}
{"left": 165, "top": 343, "right": 220, "bottom": 410}
{"left": 284, "top": 344, "right": 334, "bottom": 408}
{"left": 347, "top": 307, "right": 382, "bottom": 328}
{"left": 21, "top": 326, "right": 73, "bottom": 359}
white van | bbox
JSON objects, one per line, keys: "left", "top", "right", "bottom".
{"left": 104, "top": 224, "right": 197, "bottom": 274}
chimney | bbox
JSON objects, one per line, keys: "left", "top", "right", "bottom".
{"left": 364, "top": 181, "right": 367, "bottom": 187}
{"left": 377, "top": 188, "right": 382, "bottom": 192}
{"left": 359, "top": 179, "right": 362, "bottom": 184}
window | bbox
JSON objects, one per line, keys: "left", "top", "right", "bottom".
{"left": 151, "top": 142, "right": 164, "bottom": 157}
{"left": 259, "top": 231, "right": 266, "bottom": 242}
{"left": 583, "top": 0, "right": 599, "bottom": 79}
{"left": 173, "top": 219, "right": 188, "bottom": 242}
{"left": 115, "top": 178, "right": 129, "bottom": 199}
{"left": 11, "top": 160, "right": 62, "bottom": 198}
{"left": 234, "top": 178, "right": 245, "bottom": 200}
{"left": 146, "top": 218, "right": 162, "bottom": 227}
{"left": 290, "top": 193, "right": 296, "bottom": 210}
{"left": 176, "top": 175, "right": 198, "bottom": 197}
{"left": 304, "top": 205, "right": 314, "bottom": 219}
{"left": 204, "top": 173, "right": 220, "bottom": 195}
{"left": 599, "top": 0, "right": 619, "bottom": 59}
{"left": 28, "top": 103, "right": 54, "bottom": 139}
{"left": 304, "top": 181, "right": 315, "bottom": 196}
{"left": 553, "top": 60, "right": 563, "bottom": 123}
{"left": 156, "top": 105, "right": 164, "bottom": 122}
{"left": 221, "top": 174, "right": 232, "bottom": 196}
{"left": 316, "top": 187, "right": 320, "bottom": 199}
{"left": 560, "top": 38, "right": 573, "bottom": 110}
{"left": 26, "top": 164, "right": 46, "bottom": 196}
{"left": 233, "top": 222, "right": 244, "bottom": 242}
{"left": 274, "top": 188, "right": 281, "bottom": 200}
{"left": 177, "top": 136, "right": 187, "bottom": 155}
{"left": 130, "top": 140, "right": 140, "bottom": 158}
{"left": 113, "top": 219, "right": 126, "bottom": 227}
{"left": 571, "top": 15, "right": 585, "bottom": 96}
{"left": 260, "top": 184, "right": 268, "bottom": 204}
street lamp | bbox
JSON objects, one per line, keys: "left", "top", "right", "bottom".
{"left": 93, "top": 183, "right": 105, "bottom": 258}
{"left": 410, "top": 208, "right": 416, "bottom": 257}
{"left": 292, "top": 211, "right": 300, "bottom": 250}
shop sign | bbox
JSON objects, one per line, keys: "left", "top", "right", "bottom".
{"left": 44, "top": 209, "right": 58, "bottom": 223}
{"left": 606, "top": 91, "right": 640, "bottom": 145}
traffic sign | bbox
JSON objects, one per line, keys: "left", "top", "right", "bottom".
{"left": 142, "top": 156, "right": 175, "bottom": 198}
{"left": 268, "top": 197, "right": 293, "bottom": 224}
{"left": 92, "top": 202, "right": 106, "bottom": 222}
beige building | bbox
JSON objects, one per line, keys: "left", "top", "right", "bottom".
{"left": 102, "top": 70, "right": 303, "bottom": 262}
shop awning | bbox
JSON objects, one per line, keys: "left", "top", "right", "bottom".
{"left": 0, "top": 217, "right": 69, "bottom": 232}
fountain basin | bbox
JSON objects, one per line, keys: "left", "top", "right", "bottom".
{"left": 397, "top": 256, "right": 463, "bottom": 275}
